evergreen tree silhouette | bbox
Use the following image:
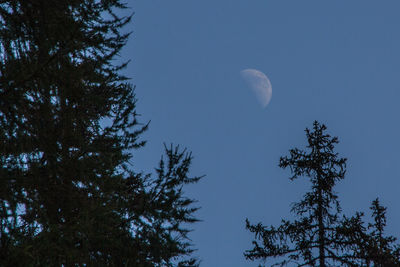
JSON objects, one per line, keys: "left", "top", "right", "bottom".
{"left": 244, "top": 121, "right": 400, "bottom": 267}
{"left": 245, "top": 121, "right": 347, "bottom": 266}
{"left": 336, "top": 198, "right": 400, "bottom": 266}
{"left": 0, "top": 1, "right": 200, "bottom": 266}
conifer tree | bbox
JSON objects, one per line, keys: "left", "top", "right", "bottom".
{"left": 366, "top": 199, "right": 400, "bottom": 266}
{"left": 336, "top": 198, "right": 400, "bottom": 266}
{"left": 0, "top": 1, "right": 200, "bottom": 266}
{"left": 244, "top": 121, "right": 348, "bottom": 266}
{"left": 244, "top": 121, "right": 400, "bottom": 267}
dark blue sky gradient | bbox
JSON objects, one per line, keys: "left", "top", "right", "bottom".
{"left": 122, "top": 1, "right": 400, "bottom": 265}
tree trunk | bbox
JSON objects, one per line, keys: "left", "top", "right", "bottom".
{"left": 317, "top": 185, "right": 326, "bottom": 267}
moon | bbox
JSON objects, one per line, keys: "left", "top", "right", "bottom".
{"left": 240, "top": 69, "right": 272, "bottom": 108}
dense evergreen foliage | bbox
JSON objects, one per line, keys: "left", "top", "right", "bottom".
{"left": 244, "top": 121, "right": 400, "bottom": 267}
{"left": 0, "top": 1, "right": 200, "bottom": 266}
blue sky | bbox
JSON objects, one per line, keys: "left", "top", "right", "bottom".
{"left": 123, "top": 1, "right": 400, "bottom": 266}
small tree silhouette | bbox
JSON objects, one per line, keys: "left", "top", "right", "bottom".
{"left": 245, "top": 121, "right": 347, "bottom": 266}
{"left": 244, "top": 121, "right": 400, "bottom": 267}
{"left": 336, "top": 198, "right": 400, "bottom": 266}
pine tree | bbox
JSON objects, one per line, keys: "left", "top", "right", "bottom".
{"left": 0, "top": 1, "right": 200, "bottom": 266}
{"left": 244, "top": 121, "right": 348, "bottom": 266}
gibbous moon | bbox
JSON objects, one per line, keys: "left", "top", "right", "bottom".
{"left": 240, "top": 69, "right": 272, "bottom": 108}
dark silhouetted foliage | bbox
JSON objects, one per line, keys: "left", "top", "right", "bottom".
{"left": 336, "top": 198, "right": 400, "bottom": 266}
{"left": 0, "top": 1, "right": 200, "bottom": 266}
{"left": 244, "top": 121, "right": 400, "bottom": 267}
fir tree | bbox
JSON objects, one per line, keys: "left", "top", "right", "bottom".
{"left": 0, "top": 1, "right": 200, "bottom": 266}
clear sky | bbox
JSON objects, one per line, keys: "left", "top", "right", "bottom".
{"left": 123, "top": 1, "right": 400, "bottom": 266}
